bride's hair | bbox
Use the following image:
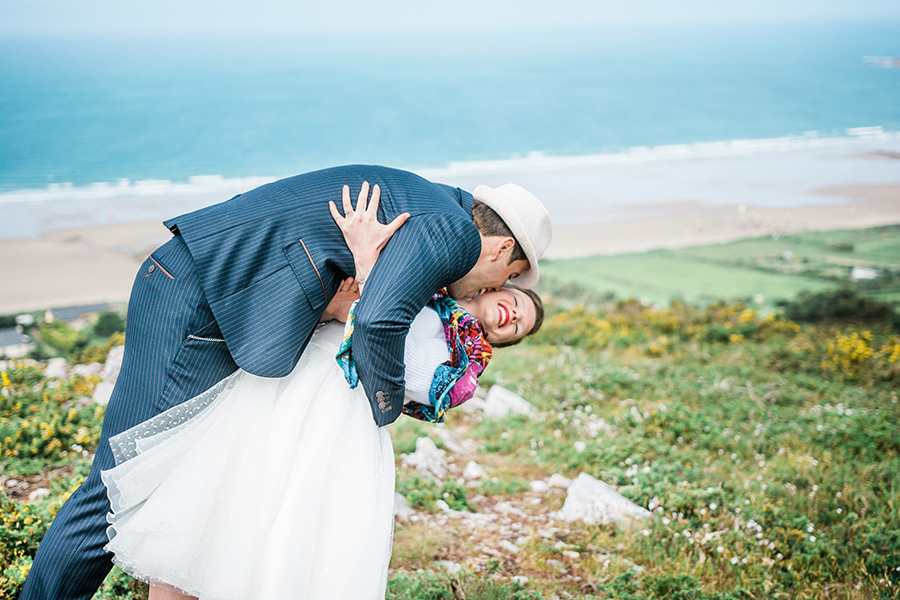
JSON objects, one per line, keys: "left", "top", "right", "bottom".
{"left": 491, "top": 284, "right": 544, "bottom": 349}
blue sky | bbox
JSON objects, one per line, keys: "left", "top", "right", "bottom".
{"left": 3, "top": 0, "right": 900, "bottom": 35}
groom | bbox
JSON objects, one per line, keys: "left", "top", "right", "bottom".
{"left": 21, "top": 164, "right": 552, "bottom": 599}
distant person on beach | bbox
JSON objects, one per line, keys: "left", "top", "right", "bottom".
{"left": 21, "top": 165, "right": 551, "bottom": 600}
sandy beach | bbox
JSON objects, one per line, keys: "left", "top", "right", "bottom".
{"left": 1, "top": 179, "right": 898, "bottom": 315}
{"left": 545, "top": 184, "right": 900, "bottom": 258}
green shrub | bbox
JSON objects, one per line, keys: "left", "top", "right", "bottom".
{"left": 37, "top": 321, "right": 86, "bottom": 355}
{"left": 387, "top": 570, "right": 541, "bottom": 600}
{"left": 784, "top": 287, "right": 895, "bottom": 325}
{"left": 395, "top": 474, "right": 472, "bottom": 512}
{"left": 93, "top": 312, "right": 126, "bottom": 338}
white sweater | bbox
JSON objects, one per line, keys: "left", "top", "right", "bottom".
{"left": 402, "top": 308, "right": 451, "bottom": 405}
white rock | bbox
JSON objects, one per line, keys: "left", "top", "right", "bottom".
{"left": 401, "top": 437, "right": 448, "bottom": 481}
{"left": 459, "top": 385, "right": 534, "bottom": 417}
{"left": 92, "top": 381, "right": 116, "bottom": 406}
{"left": 511, "top": 575, "right": 529, "bottom": 586}
{"left": 547, "top": 474, "right": 572, "bottom": 489}
{"left": 622, "top": 558, "right": 645, "bottom": 574}
{"left": 552, "top": 472, "right": 652, "bottom": 525}
{"left": 102, "top": 345, "right": 125, "bottom": 381}
{"left": 436, "top": 560, "right": 462, "bottom": 574}
{"left": 483, "top": 385, "right": 534, "bottom": 417}
{"left": 393, "top": 492, "right": 414, "bottom": 521}
{"left": 44, "top": 358, "right": 69, "bottom": 379}
{"left": 72, "top": 363, "right": 103, "bottom": 377}
{"left": 563, "top": 550, "right": 580, "bottom": 559}
{"left": 493, "top": 501, "right": 526, "bottom": 517}
{"left": 529, "top": 480, "right": 549, "bottom": 493}
{"left": 463, "top": 461, "right": 486, "bottom": 480}
{"left": 545, "top": 558, "right": 565, "bottom": 571}
{"left": 29, "top": 488, "right": 51, "bottom": 501}
{"left": 574, "top": 441, "right": 587, "bottom": 453}
{"left": 431, "top": 427, "right": 476, "bottom": 455}
{"left": 498, "top": 540, "right": 520, "bottom": 553}
{"left": 435, "top": 499, "right": 451, "bottom": 512}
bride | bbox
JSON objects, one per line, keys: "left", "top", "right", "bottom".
{"left": 100, "top": 189, "right": 544, "bottom": 600}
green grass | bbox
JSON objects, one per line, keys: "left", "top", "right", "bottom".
{"left": 541, "top": 225, "right": 900, "bottom": 306}
{"left": 3, "top": 226, "right": 900, "bottom": 599}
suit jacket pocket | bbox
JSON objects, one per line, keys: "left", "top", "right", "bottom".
{"left": 155, "top": 320, "right": 234, "bottom": 411}
{"left": 284, "top": 238, "right": 328, "bottom": 312}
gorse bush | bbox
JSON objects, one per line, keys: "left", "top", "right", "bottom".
{"left": 784, "top": 287, "right": 897, "bottom": 326}
{"left": 69, "top": 331, "right": 125, "bottom": 366}
{"left": 0, "top": 363, "right": 104, "bottom": 476}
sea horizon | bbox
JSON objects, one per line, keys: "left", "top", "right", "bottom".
{"left": 1, "top": 18, "right": 898, "bottom": 236}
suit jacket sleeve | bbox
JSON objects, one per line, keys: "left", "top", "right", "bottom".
{"left": 351, "top": 212, "right": 480, "bottom": 426}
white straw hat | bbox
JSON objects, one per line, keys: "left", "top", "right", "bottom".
{"left": 472, "top": 183, "right": 552, "bottom": 288}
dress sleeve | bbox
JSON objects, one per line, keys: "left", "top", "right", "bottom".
{"left": 403, "top": 309, "right": 450, "bottom": 406}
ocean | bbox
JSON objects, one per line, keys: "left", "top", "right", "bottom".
{"left": 0, "top": 18, "right": 898, "bottom": 232}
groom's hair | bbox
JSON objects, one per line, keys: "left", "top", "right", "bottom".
{"left": 472, "top": 201, "right": 527, "bottom": 264}
{"left": 491, "top": 284, "right": 544, "bottom": 349}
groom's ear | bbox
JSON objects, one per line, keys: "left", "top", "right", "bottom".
{"left": 490, "top": 236, "right": 516, "bottom": 261}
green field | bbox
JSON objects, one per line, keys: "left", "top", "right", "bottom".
{"left": 541, "top": 225, "right": 900, "bottom": 307}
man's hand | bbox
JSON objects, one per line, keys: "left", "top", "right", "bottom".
{"left": 329, "top": 182, "right": 410, "bottom": 287}
{"left": 320, "top": 277, "right": 361, "bottom": 322}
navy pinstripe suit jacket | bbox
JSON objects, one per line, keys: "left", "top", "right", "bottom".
{"left": 163, "top": 165, "right": 481, "bottom": 426}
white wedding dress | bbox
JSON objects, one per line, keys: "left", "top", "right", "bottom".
{"left": 101, "top": 315, "right": 449, "bottom": 599}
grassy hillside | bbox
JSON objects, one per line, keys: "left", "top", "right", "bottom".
{"left": 542, "top": 225, "right": 900, "bottom": 307}
{"left": 2, "top": 227, "right": 899, "bottom": 599}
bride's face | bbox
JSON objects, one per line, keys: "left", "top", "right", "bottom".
{"left": 458, "top": 288, "right": 536, "bottom": 345}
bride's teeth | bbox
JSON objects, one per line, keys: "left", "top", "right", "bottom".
{"left": 498, "top": 304, "right": 510, "bottom": 327}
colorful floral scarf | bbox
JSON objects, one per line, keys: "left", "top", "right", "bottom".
{"left": 336, "top": 290, "right": 492, "bottom": 423}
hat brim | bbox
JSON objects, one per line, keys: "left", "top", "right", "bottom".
{"left": 473, "top": 185, "right": 540, "bottom": 288}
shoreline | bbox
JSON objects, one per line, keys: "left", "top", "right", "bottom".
{"left": 1, "top": 183, "right": 897, "bottom": 315}
{"left": 544, "top": 184, "right": 900, "bottom": 258}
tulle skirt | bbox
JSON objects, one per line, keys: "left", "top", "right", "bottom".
{"left": 102, "top": 323, "right": 395, "bottom": 599}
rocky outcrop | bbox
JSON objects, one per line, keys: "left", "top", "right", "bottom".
{"left": 552, "top": 472, "right": 653, "bottom": 524}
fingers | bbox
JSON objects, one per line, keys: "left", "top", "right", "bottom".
{"left": 374, "top": 212, "right": 410, "bottom": 252}
{"left": 356, "top": 181, "right": 369, "bottom": 215}
{"left": 329, "top": 200, "right": 344, "bottom": 226}
{"left": 390, "top": 212, "right": 410, "bottom": 230}
{"left": 368, "top": 184, "right": 380, "bottom": 218}
{"left": 341, "top": 185, "right": 353, "bottom": 214}
{"left": 348, "top": 279, "right": 360, "bottom": 294}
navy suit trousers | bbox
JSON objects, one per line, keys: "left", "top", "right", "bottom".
{"left": 20, "top": 236, "right": 239, "bottom": 599}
